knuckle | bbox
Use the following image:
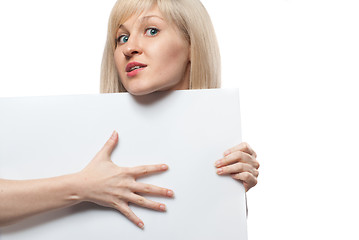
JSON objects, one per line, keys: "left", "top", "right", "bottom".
{"left": 234, "top": 151, "right": 243, "bottom": 159}
{"left": 253, "top": 177, "right": 258, "bottom": 185}
{"left": 236, "top": 163, "right": 244, "bottom": 172}
{"left": 242, "top": 172, "right": 251, "bottom": 181}
{"left": 238, "top": 163, "right": 247, "bottom": 172}
{"left": 254, "top": 160, "right": 260, "bottom": 169}
{"left": 144, "top": 186, "right": 151, "bottom": 194}
{"left": 234, "top": 151, "right": 243, "bottom": 161}
{"left": 141, "top": 167, "right": 149, "bottom": 175}
{"left": 254, "top": 169, "right": 259, "bottom": 177}
{"left": 136, "top": 197, "right": 145, "bottom": 205}
{"left": 241, "top": 142, "right": 249, "bottom": 151}
{"left": 226, "top": 151, "right": 238, "bottom": 162}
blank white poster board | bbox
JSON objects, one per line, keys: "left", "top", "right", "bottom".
{"left": 0, "top": 89, "right": 247, "bottom": 239}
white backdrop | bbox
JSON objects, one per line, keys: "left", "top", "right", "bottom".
{"left": 0, "top": 0, "right": 358, "bottom": 239}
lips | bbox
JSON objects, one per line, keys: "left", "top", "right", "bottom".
{"left": 126, "top": 62, "right": 147, "bottom": 72}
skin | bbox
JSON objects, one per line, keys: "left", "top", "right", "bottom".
{"left": 114, "top": 7, "right": 191, "bottom": 95}
{"left": 0, "top": 5, "right": 259, "bottom": 230}
{"left": 216, "top": 142, "right": 259, "bottom": 192}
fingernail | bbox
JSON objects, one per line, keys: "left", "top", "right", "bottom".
{"left": 161, "top": 164, "right": 168, "bottom": 170}
{"left": 110, "top": 131, "right": 117, "bottom": 140}
{"left": 223, "top": 150, "right": 231, "bottom": 156}
{"left": 138, "top": 222, "right": 144, "bottom": 229}
{"left": 215, "top": 160, "right": 222, "bottom": 167}
{"left": 160, "top": 204, "right": 166, "bottom": 211}
{"left": 167, "top": 190, "right": 174, "bottom": 197}
{"left": 217, "top": 168, "right": 223, "bottom": 174}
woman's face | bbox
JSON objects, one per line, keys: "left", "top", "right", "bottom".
{"left": 114, "top": 6, "right": 191, "bottom": 95}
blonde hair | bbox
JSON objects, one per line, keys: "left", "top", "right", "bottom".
{"left": 100, "top": 0, "right": 221, "bottom": 93}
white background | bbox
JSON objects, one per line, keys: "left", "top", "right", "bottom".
{"left": 0, "top": 0, "right": 358, "bottom": 239}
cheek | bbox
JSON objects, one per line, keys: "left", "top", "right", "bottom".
{"left": 165, "top": 42, "right": 188, "bottom": 63}
{"left": 153, "top": 42, "right": 189, "bottom": 77}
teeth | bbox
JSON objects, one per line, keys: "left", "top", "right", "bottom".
{"left": 130, "top": 66, "right": 142, "bottom": 71}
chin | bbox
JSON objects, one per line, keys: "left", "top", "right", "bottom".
{"left": 121, "top": 76, "right": 188, "bottom": 96}
{"left": 123, "top": 83, "right": 158, "bottom": 96}
{"left": 122, "top": 80, "right": 178, "bottom": 96}
{"left": 127, "top": 89, "right": 154, "bottom": 96}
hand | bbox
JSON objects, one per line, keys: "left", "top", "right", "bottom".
{"left": 214, "top": 142, "right": 259, "bottom": 192}
{"left": 78, "top": 131, "right": 173, "bottom": 229}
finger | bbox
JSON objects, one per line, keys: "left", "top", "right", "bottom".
{"left": 217, "top": 162, "right": 258, "bottom": 177}
{"left": 224, "top": 142, "right": 257, "bottom": 158}
{"left": 115, "top": 202, "right": 144, "bottom": 229}
{"left": 130, "top": 182, "right": 174, "bottom": 197}
{"left": 100, "top": 131, "right": 119, "bottom": 157}
{"left": 216, "top": 151, "right": 251, "bottom": 167}
{"left": 127, "top": 193, "right": 167, "bottom": 212}
{"left": 128, "top": 164, "right": 168, "bottom": 178}
{"left": 231, "top": 172, "right": 258, "bottom": 191}
{"left": 216, "top": 151, "right": 259, "bottom": 169}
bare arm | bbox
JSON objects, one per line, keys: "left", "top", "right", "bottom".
{"left": 0, "top": 173, "right": 81, "bottom": 226}
{"left": 0, "top": 131, "right": 173, "bottom": 228}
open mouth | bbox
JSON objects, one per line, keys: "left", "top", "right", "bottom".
{"left": 129, "top": 66, "right": 145, "bottom": 72}
{"left": 126, "top": 62, "right": 147, "bottom": 72}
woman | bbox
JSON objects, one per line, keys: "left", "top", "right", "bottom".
{"left": 0, "top": 0, "right": 259, "bottom": 229}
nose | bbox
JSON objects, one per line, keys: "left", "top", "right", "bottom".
{"left": 122, "top": 36, "right": 142, "bottom": 58}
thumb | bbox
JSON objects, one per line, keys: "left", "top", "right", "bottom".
{"left": 101, "top": 130, "right": 118, "bottom": 157}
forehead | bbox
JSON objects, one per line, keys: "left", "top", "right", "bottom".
{"left": 120, "top": 6, "right": 165, "bottom": 27}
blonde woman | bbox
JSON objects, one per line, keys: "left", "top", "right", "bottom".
{"left": 0, "top": 0, "right": 259, "bottom": 229}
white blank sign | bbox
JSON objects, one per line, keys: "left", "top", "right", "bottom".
{"left": 0, "top": 89, "right": 247, "bottom": 239}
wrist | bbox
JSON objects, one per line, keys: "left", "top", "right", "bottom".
{"left": 63, "top": 173, "right": 85, "bottom": 204}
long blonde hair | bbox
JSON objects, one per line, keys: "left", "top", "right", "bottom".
{"left": 100, "top": 0, "right": 221, "bottom": 93}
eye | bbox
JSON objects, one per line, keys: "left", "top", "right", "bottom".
{"left": 145, "top": 28, "right": 159, "bottom": 36}
{"left": 117, "top": 35, "right": 129, "bottom": 44}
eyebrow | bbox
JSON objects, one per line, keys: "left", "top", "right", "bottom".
{"left": 140, "top": 15, "right": 164, "bottom": 22}
{"left": 118, "top": 15, "right": 164, "bottom": 30}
